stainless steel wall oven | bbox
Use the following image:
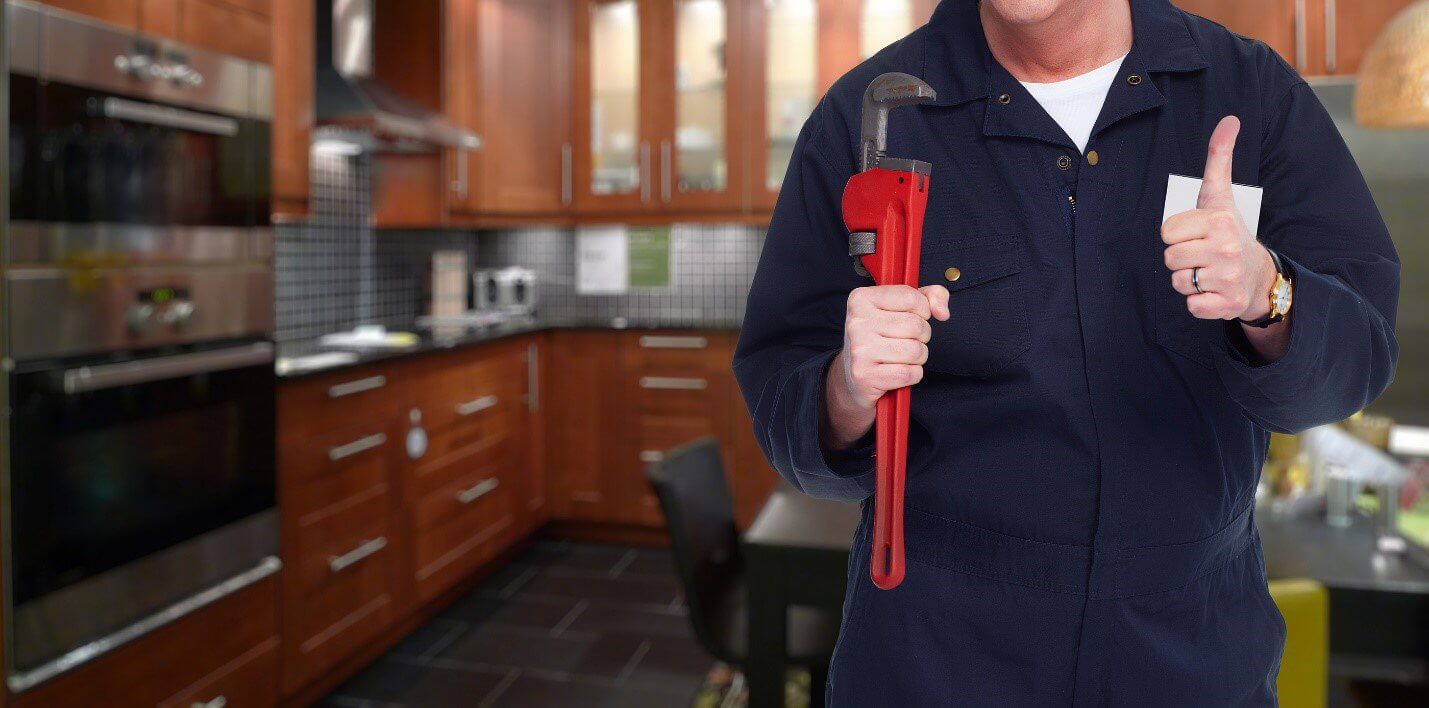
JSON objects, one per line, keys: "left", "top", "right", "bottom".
{"left": 3, "top": 1, "right": 278, "bottom": 691}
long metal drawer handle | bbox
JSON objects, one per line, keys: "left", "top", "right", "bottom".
{"left": 191, "top": 697, "right": 228, "bottom": 708}
{"left": 328, "top": 433, "right": 387, "bottom": 462}
{"left": 328, "top": 375, "right": 386, "bottom": 399}
{"left": 639, "top": 335, "right": 708, "bottom": 349}
{"left": 640, "top": 376, "right": 708, "bottom": 391}
{"left": 457, "top": 478, "right": 500, "bottom": 505}
{"left": 329, "top": 537, "right": 388, "bottom": 573}
{"left": 455, "top": 394, "right": 499, "bottom": 417}
{"left": 62, "top": 343, "right": 274, "bottom": 395}
{"left": 103, "top": 97, "right": 238, "bottom": 136}
{"left": 639, "top": 450, "right": 665, "bottom": 463}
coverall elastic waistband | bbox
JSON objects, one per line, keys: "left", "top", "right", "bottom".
{"left": 902, "top": 504, "right": 1255, "bottom": 600}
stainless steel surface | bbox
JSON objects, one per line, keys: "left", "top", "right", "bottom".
{"left": 7, "top": 1, "right": 38, "bottom": 76}
{"left": 455, "top": 394, "right": 498, "bottom": 417}
{"left": 7, "top": 512, "right": 279, "bottom": 688}
{"left": 191, "top": 697, "right": 229, "bottom": 708}
{"left": 18, "top": 0, "right": 268, "bottom": 118}
{"left": 1324, "top": 0, "right": 1337, "bottom": 73}
{"left": 5, "top": 265, "right": 274, "bottom": 360}
{"left": 328, "top": 374, "right": 387, "bottom": 398}
{"left": 62, "top": 342, "right": 273, "bottom": 394}
{"left": 661, "top": 139, "right": 672, "bottom": 203}
{"left": 1295, "top": 0, "right": 1308, "bottom": 72}
{"left": 525, "top": 342, "right": 539, "bottom": 410}
{"left": 639, "top": 450, "right": 664, "bottom": 463}
{"left": 6, "top": 222, "right": 264, "bottom": 265}
{"left": 454, "top": 147, "right": 470, "bottom": 199}
{"left": 640, "top": 142, "right": 652, "bottom": 203}
{"left": 456, "top": 478, "right": 499, "bottom": 505}
{"left": 102, "top": 96, "right": 238, "bottom": 135}
{"left": 328, "top": 537, "right": 388, "bottom": 573}
{"left": 638, "top": 335, "right": 708, "bottom": 349}
{"left": 640, "top": 376, "right": 708, "bottom": 391}
{"left": 317, "top": 0, "right": 481, "bottom": 150}
{"left": 328, "top": 433, "right": 387, "bottom": 462}
{"left": 561, "top": 143, "right": 573, "bottom": 206}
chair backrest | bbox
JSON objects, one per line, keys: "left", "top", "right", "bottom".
{"left": 645, "top": 436, "right": 743, "bottom": 659}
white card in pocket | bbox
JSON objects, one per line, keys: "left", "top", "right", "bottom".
{"left": 1161, "top": 174, "right": 1264, "bottom": 238}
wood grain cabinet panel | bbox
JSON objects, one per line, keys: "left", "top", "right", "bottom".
{"left": 179, "top": 0, "right": 271, "bottom": 62}
{"left": 547, "top": 331, "right": 625, "bottom": 521}
{"left": 10, "top": 577, "right": 279, "bottom": 708}
{"left": 270, "top": 0, "right": 313, "bottom": 219}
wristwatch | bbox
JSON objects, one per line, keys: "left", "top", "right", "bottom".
{"left": 1240, "top": 247, "right": 1293, "bottom": 328}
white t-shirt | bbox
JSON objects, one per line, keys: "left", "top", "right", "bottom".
{"left": 1018, "top": 53, "right": 1128, "bottom": 154}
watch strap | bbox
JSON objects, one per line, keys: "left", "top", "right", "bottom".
{"left": 1239, "top": 248, "right": 1287, "bottom": 328}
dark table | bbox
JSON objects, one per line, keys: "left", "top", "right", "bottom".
{"left": 742, "top": 493, "right": 1429, "bottom": 706}
{"left": 742, "top": 488, "right": 861, "bottom": 708}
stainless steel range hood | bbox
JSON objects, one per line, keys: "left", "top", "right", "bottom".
{"left": 316, "top": 0, "right": 480, "bottom": 152}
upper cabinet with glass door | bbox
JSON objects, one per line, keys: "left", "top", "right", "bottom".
{"left": 663, "top": 0, "right": 746, "bottom": 211}
{"left": 575, "top": 0, "right": 653, "bottom": 212}
{"left": 751, "top": 0, "right": 819, "bottom": 209}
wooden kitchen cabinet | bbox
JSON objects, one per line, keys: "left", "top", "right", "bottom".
{"left": 10, "top": 576, "right": 280, "bottom": 708}
{"left": 270, "top": 0, "right": 313, "bottom": 220}
{"left": 277, "top": 365, "right": 404, "bottom": 694}
{"left": 547, "top": 331, "right": 626, "bottom": 521}
{"left": 469, "top": 0, "right": 575, "bottom": 218}
{"left": 1176, "top": 0, "right": 1413, "bottom": 77}
{"left": 136, "top": 0, "right": 272, "bottom": 62}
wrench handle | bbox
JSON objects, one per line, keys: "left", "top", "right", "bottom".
{"left": 870, "top": 386, "right": 909, "bottom": 589}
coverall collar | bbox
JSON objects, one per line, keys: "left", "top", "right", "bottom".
{"left": 922, "top": 0, "right": 1210, "bottom": 149}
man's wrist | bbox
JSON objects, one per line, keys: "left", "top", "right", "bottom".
{"left": 822, "top": 350, "right": 876, "bottom": 452}
{"left": 1237, "top": 243, "right": 1277, "bottom": 321}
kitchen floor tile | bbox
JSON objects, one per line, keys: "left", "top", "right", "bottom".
{"left": 321, "top": 657, "right": 511, "bottom": 706}
{"left": 319, "top": 541, "right": 712, "bottom": 708}
{"left": 486, "top": 673, "right": 692, "bottom": 708}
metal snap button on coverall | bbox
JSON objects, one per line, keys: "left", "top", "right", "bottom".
{"left": 732, "top": 1, "right": 1400, "bottom": 705}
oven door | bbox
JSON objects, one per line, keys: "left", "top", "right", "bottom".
{"left": 5, "top": 342, "right": 277, "bottom": 681}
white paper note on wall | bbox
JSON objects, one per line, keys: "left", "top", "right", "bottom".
{"left": 577, "top": 225, "right": 629, "bottom": 294}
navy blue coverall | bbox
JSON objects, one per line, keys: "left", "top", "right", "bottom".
{"left": 733, "top": 0, "right": 1400, "bottom": 704}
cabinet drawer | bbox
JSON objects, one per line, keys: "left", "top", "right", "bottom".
{"left": 10, "top": 576, "right": 278, "bottom": 708}
{"left": 408, "top": 421, "right": 515, "bottom": 499}
{"left": 159, "top": 637, "right": 279, "bottom": 708}
{"left": 623, "top": 332, "right": 722, "bottom": 370}
{"left": 410, "top": 351, "right": 525, "bottom": 432}
{"left": 284, "top": 487, "right": 397, "bottom": 690}
{"left": 411, "top": 466, "right": 516, "bottom": 602}
{"left": 282, "top": 423, "right": 394, "bottom": 500}
{"left": 411, "top": 451, "right": 513, "bottom": 532}
{"left": 279, "top": 367, "right": 397, "bottom": 447}
{"left": 632, "top": 374, "right": 721, "bottom": 417}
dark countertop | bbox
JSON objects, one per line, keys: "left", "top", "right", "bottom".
{"left": 274, "top": 317, "right": 738, "bottom": 378}
{"left": 1257, "top": 510, "right": 1429, "bottom": 594}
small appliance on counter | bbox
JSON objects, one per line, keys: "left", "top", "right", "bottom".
{"left": 3, "top": 2, "right": 278, "bottom": 693}
{"left": 472, "top": 266, "right": 538, "bottom": 315}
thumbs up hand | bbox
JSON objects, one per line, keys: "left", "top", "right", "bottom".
{"left": 1160, "top": 116, "right": 1277, "bottom": 322}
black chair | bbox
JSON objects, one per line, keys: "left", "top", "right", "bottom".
{"left": 646, "top": 437, "right": 839, "bottom": 705}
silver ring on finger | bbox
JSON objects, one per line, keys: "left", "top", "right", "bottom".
{"left": 1192, "top": 267, "right": 1204, "bottom": 294}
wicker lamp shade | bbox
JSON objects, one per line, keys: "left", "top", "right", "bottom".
{"left": 1355, "top": 1, "right": 1429, "bottom": 128}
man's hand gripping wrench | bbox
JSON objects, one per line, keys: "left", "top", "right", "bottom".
{"left": 841, "top": 72, "right": 936, "bottom": 590}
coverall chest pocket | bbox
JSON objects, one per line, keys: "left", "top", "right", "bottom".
{"left": 920, "top": 234, "right": 1032, "bottom": 377}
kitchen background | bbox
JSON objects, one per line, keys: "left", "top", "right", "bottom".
{"left": 4, "top": 1, "right": 1429, "bottom": 707}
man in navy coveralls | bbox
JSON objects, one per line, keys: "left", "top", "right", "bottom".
{"left": 734, "top": 0, "right": 1400, "bottom": 704}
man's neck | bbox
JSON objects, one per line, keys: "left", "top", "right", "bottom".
{"left": 981, "top": 0, "right": 1134, "bottom": 83}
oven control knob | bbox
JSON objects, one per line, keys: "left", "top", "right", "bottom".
{"left": 125, "top": 303, "right": 155, "bottom": 334}
{"left": 161, "top": 300, "right": 196, "bottom": 329}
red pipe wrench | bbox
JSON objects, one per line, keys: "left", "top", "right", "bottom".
{"left": 840, "top": 72, "right": 936, "bottom": 590}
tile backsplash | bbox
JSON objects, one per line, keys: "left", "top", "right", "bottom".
{"left": 275, "top": 134, "right": 765, "bottom": 341}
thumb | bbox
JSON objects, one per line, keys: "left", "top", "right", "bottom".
{"left": 1197, "top": 115, "right": 1240, "bottom": 209}
{"left": 921, "top": 285, "right": 950, "bottom": 321}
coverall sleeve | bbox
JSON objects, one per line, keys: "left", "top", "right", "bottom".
{"left": 732, "top": 106, "right": 878, "bottom": 503}
{"left": 1215, "top": 81, "right": 1401, "bottom": 434}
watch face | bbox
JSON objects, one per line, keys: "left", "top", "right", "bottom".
{"left": 1273, "top": 277, "right": 1293, "bottom": 315}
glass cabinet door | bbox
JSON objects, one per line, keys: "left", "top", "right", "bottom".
{"left": 672, "top": 0, "right": 728, "bottom": 199}
{"left": 861, "top": 0, "right": 913, "bottom": 60}
{"left": 588, "top": 0, "right": 642, "bottom": 198}
{"left": 763, "top": 0, "right": 817, "bottom": 193}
